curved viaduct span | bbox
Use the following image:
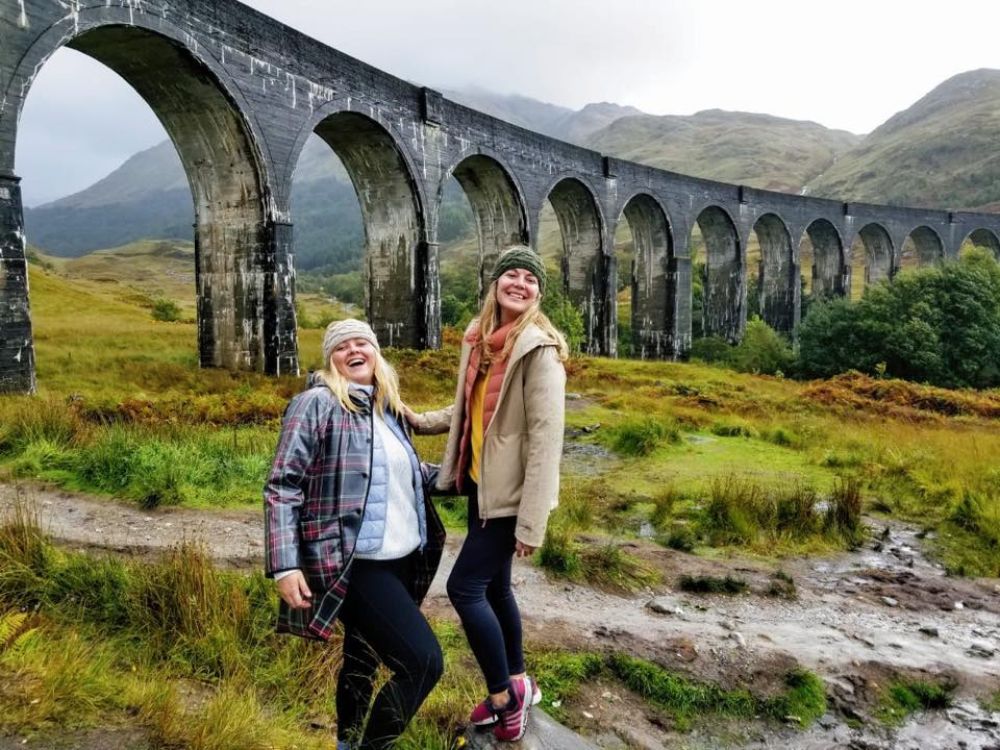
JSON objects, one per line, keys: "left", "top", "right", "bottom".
{"left": 3, "top": 0, "right": 1000, "bottom": 393}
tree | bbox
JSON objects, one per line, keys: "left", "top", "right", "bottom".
{"left": 796, "top": 251, "right": 1000, "bottom": 388}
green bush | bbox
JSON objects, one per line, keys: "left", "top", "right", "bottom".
{"left": 689, "top": 335, "right": 731, "bottom": 363}
{"left": 541, "top": 283, "right": 585, "bottom": 352}
{"left": 660, "top": 525, "right": 697, "bottom": 553}
{"left": 151, "top": 298, "right": 180, "bottom": 323}
{"left": 797, "top": 251, "right": 1000, "bottom": 388}
{"left": 608, "top": 418, "right": 680, "bottom": 457}
{"left": 729, "top": 317, "right": 794, "bottom": 375}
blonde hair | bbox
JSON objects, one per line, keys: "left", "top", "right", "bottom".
{"left": 475, "top": 280, "right": 569, "bottom": 368}
{"left": 316, "top": 351, "right": 405, "bottom": 417}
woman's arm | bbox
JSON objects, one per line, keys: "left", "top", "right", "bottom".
{"left": 515, "top": 346, "right": 566, "bottom": 549}
{"left": 404, "top": 403, "right": 455, "bottom": 435}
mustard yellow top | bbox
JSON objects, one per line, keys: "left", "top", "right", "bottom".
{"left": 468, "top": 368, "right": 489, "bottom": 484}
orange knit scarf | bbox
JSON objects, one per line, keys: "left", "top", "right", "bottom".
{"left": 456, "top": 322, "right": 514, "bottom": 490}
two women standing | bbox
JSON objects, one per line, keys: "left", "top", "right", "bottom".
{"left": 264, "top": 245, "right": 567, "bottom": 748}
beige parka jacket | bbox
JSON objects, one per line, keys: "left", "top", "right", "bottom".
{"left": 412, "top": 322, "right": 565, "bottom": 548}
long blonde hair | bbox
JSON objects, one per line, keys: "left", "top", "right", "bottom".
{"left": 316, "top": 351, "right": 405, "bottom": 417}
{"left": 475, "top": 280, "right": 569, "bottom": 368}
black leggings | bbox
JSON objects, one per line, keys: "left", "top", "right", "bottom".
{"left": 446, "top": 485, "right": 525, "bottom": 695}
{"left": 336, "top": 554, "right": 443, "bottom": 750}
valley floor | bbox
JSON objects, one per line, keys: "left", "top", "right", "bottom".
{"left": 3, "top": 482, "right": 998, "bottom": 750}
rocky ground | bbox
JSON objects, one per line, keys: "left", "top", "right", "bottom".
{"left": 1, "top": 481, "right": 998, "bottom": 749}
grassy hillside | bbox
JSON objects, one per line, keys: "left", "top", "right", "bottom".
{"left": 584, "top": 109, "right": 860, "bottom": 192}
{"left": 806, "top": 69, "right": 1000, "bottom": 210}
{"left": 6, "top": 259, "right": 999, "bottom": 578}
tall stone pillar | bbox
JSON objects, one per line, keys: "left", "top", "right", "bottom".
{"left": 422, "top": 240, "right": 441, "bottom": 349}
{"left": 670, "top": 256, "right": 693, "bottom": 358}
{"left": 0, "top": 174, "right": 36, "bottom": 394}
{"left": 263, "top": 221, "right": 299, "bottom": 376}
{"left": 599, "top": 252, "right": 617, "bottom": 357}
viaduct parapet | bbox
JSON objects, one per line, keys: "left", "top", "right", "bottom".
{"left": 3, "top": 0, "right": 1000, "bottom": 392}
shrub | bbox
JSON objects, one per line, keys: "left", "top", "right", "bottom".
{"left": 729, "top": 317, "right": 794, "bottom": 375}
{"left": 608, "top": 417, "right": 680, "bottom": 457}
{"left": 825, "top": 476, "right": 864, "bottom": 545}
{"left": 151, "top": 298, "right": 181, "bottom": 322}
{"left": 689, "top": 335, "right": 731, "bottom": 364}
{"left": 710, "top": 420, "right": 758, "bottom": 438}
{"left": 660, "top": 525, "right": 697, "bottom": 553}
{"left": 541, "top": 283, "right": 585, "bottom": 352}
{"left": 580, "top": 543, "right": 660, "bottom": 592}
{"left": 649, "top": 487, "right": 679, "bottom": 531}
{"left": 797, "top": 253, "right": 1000, "bottom": 388}
{"left": 537, "top": 525, "right": 582, "bottom": 578}
{"left": 879, "top": 679, "right": 954, "bottom": 725}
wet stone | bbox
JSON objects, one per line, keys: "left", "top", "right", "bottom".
{"left": 967, "top": 642, "right": 995, "bottom": 658}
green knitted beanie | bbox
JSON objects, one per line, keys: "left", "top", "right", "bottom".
{"left": 489, "top": 245, "right": 547, "bottom": 294}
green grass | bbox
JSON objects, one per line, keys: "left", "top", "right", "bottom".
{"left": 608, "top": 654, "right": 827, "bottom": 729}
{"left": 876, "top": 679, "right": 955, "bottom": 726}
{"left": 6, "top": 263, "right": 1000, "bottom": 573}
{"left": 537, "top": 525, "right": 660, "bottom": 592}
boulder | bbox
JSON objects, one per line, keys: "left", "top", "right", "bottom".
{"left": 461, "top": 708, "right": 600, "bottom": 750}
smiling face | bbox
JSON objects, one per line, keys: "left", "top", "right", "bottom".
{"left": 330, "top": 337, "right": 377, "bottom": 385}
{"left": 495, "top": 267, "right": 540, "bottom": 324}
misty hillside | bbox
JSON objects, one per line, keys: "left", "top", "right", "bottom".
{"left": 805, "top": 69, "right": 1000, "bottom": 210}
{"left": 443, "top": 87, "right": 643, "bottom": 144}
{"left": 584, "top": 109, "right": 861, "bottom": 193}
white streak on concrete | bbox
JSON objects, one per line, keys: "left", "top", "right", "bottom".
{"left": 17, "top": 0, "right": 27, "bottom": 27}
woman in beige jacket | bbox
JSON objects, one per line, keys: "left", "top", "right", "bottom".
{"left": 410, "top": 245, "right": 567, "bottom": 742}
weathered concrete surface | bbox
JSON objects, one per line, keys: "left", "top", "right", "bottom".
{"left": 5, "top": 0, "right": 1000, "bottom": 391}
{"left": 462, "top": 709, "right": 600, "bottom": 750}
{"left": 0, "top": 175, "right": 35, "bottom": 394}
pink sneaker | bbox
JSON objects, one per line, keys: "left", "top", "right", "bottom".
{"left": 470, "top": 677, "right": 542, "bottom": 727}
{"left": 492, "top": 676, "right": 535, "bottom": 742}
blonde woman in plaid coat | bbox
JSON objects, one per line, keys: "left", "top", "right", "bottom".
{"left": 264, "top": 319, "right": 445, "bottom": 750}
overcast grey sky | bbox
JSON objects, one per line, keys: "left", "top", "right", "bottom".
{"left": 15, "top": 0, "right": 1000, "bottom": 206}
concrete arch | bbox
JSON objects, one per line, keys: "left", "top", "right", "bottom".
{"left": 963, "top": 228, "right": 1000, "bottom": 259}
{"left": 285, "top": 100, "right": 430, "bottom": 224}
{"left": 4, "top": 10, "right": 293, "bottom": 375}
{"left": 617, "top": 192, "right": 673, "bottom": 358}
{"left": 852, "top": 223, "right": 894, "bottom": 297}
{"left": 751, "top": 213, "right": 795, "bottom": 333}
{"left": 312, "top": 111, "right": 426, "bottom": 348}
{"left": 801, "top": 219, "right": 847, "bottom": 301}
{"left": 901, "top": 225, "right": 944, "bottom": 269}
{"left": 544, "top": 176, "right": 607, "bottom": 354}
{"left": 442, "top": 152, "right": 529, "bottom": 296}
{"left": 693, "top": 205, "right": 742, "bottom": 342}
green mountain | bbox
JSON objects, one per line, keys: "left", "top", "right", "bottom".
{"left": 584, "top": 109, "right": 860, "bottom": 192}
{"left": 805, "top": 69, "right": 1000, "bottom": 210}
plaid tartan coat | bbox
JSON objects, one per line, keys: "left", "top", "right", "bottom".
{"left": 264, "top": 381, "right": 445, "bottom": 641}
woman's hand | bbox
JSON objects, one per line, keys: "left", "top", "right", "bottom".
{"left": 276, "top": 571, "right": 313, "bottom": 610}
{"left": 402, "top": 404, "right": 419, "bottom": 428}
{"left": 515, "top": 540, "right": 536, "bottom": 558}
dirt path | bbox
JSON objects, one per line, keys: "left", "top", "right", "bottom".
{"left": 2, "top": 482, "right": 999, "bottom": 749}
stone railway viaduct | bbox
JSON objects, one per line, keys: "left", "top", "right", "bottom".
{"left": 3, "top": 0, "right": 1000, "bottom": 393}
